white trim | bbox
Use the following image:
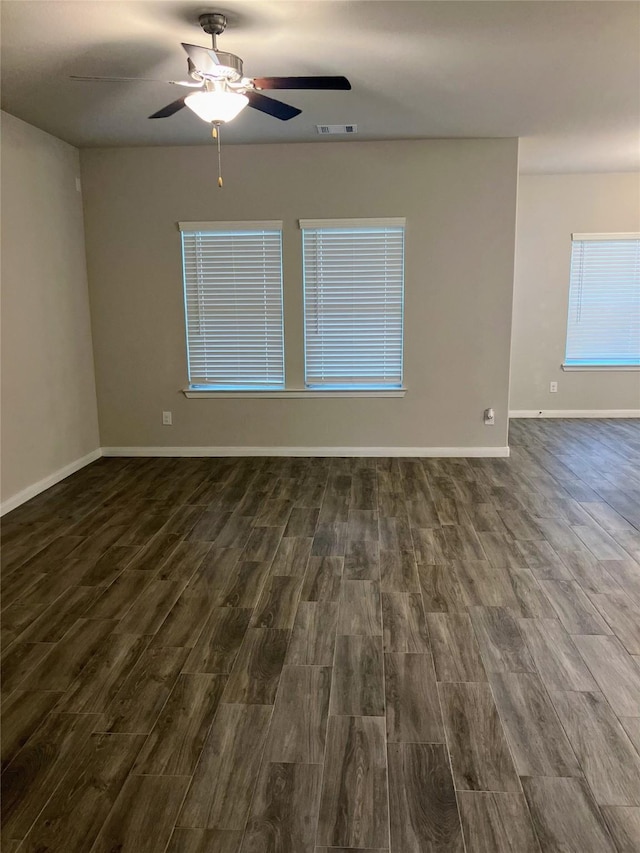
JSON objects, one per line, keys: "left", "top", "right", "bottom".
{"left": 562, "top": 364, "right": 639, "bottom": 372}
{"left": 178, "top": 220, "right": 283, "bottom": 232}
{"left": 101, "top": 446, "right": 510, "bottom": 458}
{"left": 0, "top": 449, "right": 102, "bottom": 517}
{"left": 509, "top": 410, "right": 640, "bottom": 419}
{"left": 183, "top": 387, "right": 406, "bottom": 399}
{"left": 572, "top": 232, "right": 640, "bottom": 241}
{"left": 299, "top": 217, "right": 406, "bottom": 230}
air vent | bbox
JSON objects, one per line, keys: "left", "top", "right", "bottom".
{"left": 316, "top": 124, "right": 358, "bottom": 135}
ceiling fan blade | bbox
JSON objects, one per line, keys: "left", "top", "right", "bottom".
{"left": 246, "top": 90, "right": 301, "bottom": 121}
{"left": 252, "top": 76, "right": 351, "bottom": 91}
{"left": 149, "top": 97, "right": 187, "bottom": 119}
{"left": 181, "top": 43, "right": 220, "bottom": 74}
{"left": 70, "top": 75, "right": 201, "bottom": 87}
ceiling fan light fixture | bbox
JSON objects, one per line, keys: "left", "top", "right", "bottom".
{"left": 185, "top": 90, "right": 248, "bottom": 123}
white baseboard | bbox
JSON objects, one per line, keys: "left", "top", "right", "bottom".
{"left": 101, "top": 445, "right": 511, "bottom": 459}
{"left": 0, "top": 449, "right": 102, "bottom": 517}
{"left": 510, "top": 409, "right": 640, "bottom": 419}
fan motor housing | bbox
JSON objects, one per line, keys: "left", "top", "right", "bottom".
{"left": 210, "top": 51, "right": 243, "bottom": 80}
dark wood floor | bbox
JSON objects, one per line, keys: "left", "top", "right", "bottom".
{"left": 2, "top": 419, "right": 640, "bottom": 852}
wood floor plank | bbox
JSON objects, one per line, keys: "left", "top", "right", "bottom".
{"left": 1, "top": 689, "right": 63, "bottom": 769}
{"left": 518, "top": 617, "right": 598, "bottom": 692}
{"left": 347, "top": 508, "right": 379, "bottom": 542}
{"left": 330, "top": 634, "right": 384, "bottom": 716}
{"left": 457, "top": 792, "right": 541, "bottom": 853}
{"left": 427, "top": 612, "right": 486, "bottom": 682}
{"left": 439, "top": 681, "right": 520, "bottom": 792}
{"left": 454, "top": 559, "right": 519, "bottom": 608}
{"left": 540, "top": 580, "right": 612, "bottom": 634}
{"left": 488, "top": 671, "right": 581, "bottom": 777}
{"left": 56, "top": 633, "right": 148, "bottom": 715}
{"left": 1, "top": 712, "right": 100, "bottom": 844}
{"left": 344, "top": 538, "right": 380, "bottom": 580}
{"left": 270, "top": 536, "right": 313, "bottom": 577}
{"left": 154, "top": 540, "right": 212, "bottom": 583}
{"left": 516, "top": 538, "right": 573, "bottom": 580}
{"left": 85, "top": 570, "right": 153, "bottom": 619}
{"left": 469, "top": 606, "right": 536, "bottom": 673}
{"left": 574, "top": 634, "right": 640, "bottom": 717}
{"left": 151, "top": 585, "right": 216, "bottom": 649}
{"left": 179, "top": 703, "right": 272, "bottom": 830}
{"left": 167, "top": 828, "right": 242, "bottom": 853}
{"left": 418, "top": 564, "right": 468, "bottom": 613}
{"left": 522, "top": 776, "right": 617, "bottom": 853}
{"left": 559, "top": 550, "right": 622, "bottom": 594}
{"left": 123, "top": 531, "right": 183, "bottom": 571}
{"left": 301, "top": 556, "right": 343, "bottom": 601}
{"left": 251, "top": 575, "right": 303, "bottom": 629}
{"left": 379, "top": 549, "right": 420, "bottom": 592}
{"left": 133, "top": 673, "right": 226, "bottom": 775}
{"left": 388, "top": 742, "right": 463, "bottom": 852}
{"left": 338, "top": 579, "right": 382, "bottom": 635}
{"left": 286, "top": 601, "right": 338, "bottom": 666}
{"left": 550, "top": 690, "right": 640, "bottom": 806}
{"left": 316, "top": 715, "right": 388, "bottom": 849}
{"left": 183, "top": 607, "right": 252, "bottom": 674}
{"left": 507, "top": 567, "right": 557, "bottom": 618}
{"left": 22, "top": 618, "right": 118, "bottom": 691}
{"left": 264, "top": 665, "right": 331, "bottom": 764}
{"left": 16, "top": 585, "right": 104, "bottom": 643}
{"left": 241, "top": 762, "right": 322, "bottom": 853}
{"left": 620, "top": 716, "right": 640, "bottom": 754}
{"left": 108, "top": 582, "right": 188, "bottom": 638}
{"left": 215, "top": 560, "right": 272, "bottom": 609}
{"left": 311, "top": 522, "right": 347, "bottom": 557}
{"left": 381, "top": 591, "right": 431, "bottom": 653}
{"left": 90, "top": 773, "right": 190, "bottom": 853}
{"left": 385, "top": 652, "right": 445, "bottom": 743}
{"left": 0, "top": 641, "right": 55, "bottom": 696}
{"left": 590, "top": 591, "right": 640, "bottom": 653}
{"left": 601, "top": 807, "right": 640, "bottom": 853}
{"left": 20, "top": 732, "right": 146, "bottom": 853}
{"left": 222, "top": 627, "right": 290, "bottom": 704}
{"left": 98, "top": 646, "right": 188, "bottom": 733}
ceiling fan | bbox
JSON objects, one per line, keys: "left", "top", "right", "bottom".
{"left": 71, "top": 12, "right": 351, "bottom": 124}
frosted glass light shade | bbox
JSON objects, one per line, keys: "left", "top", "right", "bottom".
{"left": 185, "top": 90, "right": 249, "bottom": 123}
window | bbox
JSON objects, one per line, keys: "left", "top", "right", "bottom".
{"left": 179, "top": 221, "right": 285, "bottom": 389}
{"left": 564, "top": 233, "right": 640, "bottom": 368}
{"left": 301, "top": 218, "right": 405, "bottom": 389}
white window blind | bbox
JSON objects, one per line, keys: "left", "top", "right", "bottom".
{"left": 565, "top": 233, "right": 640, "bottom": 367}
{"left": 179, "top": 222, "right": 285, "bottom": 388}
{"left": 301, "top": 218, "right": 405, "bottom": 388}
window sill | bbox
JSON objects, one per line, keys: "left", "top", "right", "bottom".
{"left": 183, "top": 387, "right": 407, "bottom": 399}
{"left": 562, "top": 364, "right": 640, "bottom": 372}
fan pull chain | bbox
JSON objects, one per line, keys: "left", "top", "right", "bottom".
{"left": 212, "top": 122, "right": 223, "bottom": 188}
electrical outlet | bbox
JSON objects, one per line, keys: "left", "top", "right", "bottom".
{"left": 484, "top": 407, "right": 495, "bottom": 425}
{"left": 550, "top": 381, "right": 558, "bottom": 393}
{"left": 162, "top": 411, "right": 172, "bottom": 425}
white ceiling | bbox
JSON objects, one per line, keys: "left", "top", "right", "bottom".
{"left": 2, "top": 1, "right": 639, "bottom": 173}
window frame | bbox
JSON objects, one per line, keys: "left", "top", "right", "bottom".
{"left": 562, "top": 231, "right": 640, "bottom": 372}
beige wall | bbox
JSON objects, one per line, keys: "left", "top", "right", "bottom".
{"left": 1, "top": 112, "right": 100, "bottom": 505}
{"left": 510, "top": 173, "right": 640, "bottom": 413}
{"left": 81, "top": 138, "right": 518, "bottom": 450}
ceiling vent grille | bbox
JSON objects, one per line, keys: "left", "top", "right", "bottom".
{"left": 316, "top": 124, "right": 358, "bottom": 135}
